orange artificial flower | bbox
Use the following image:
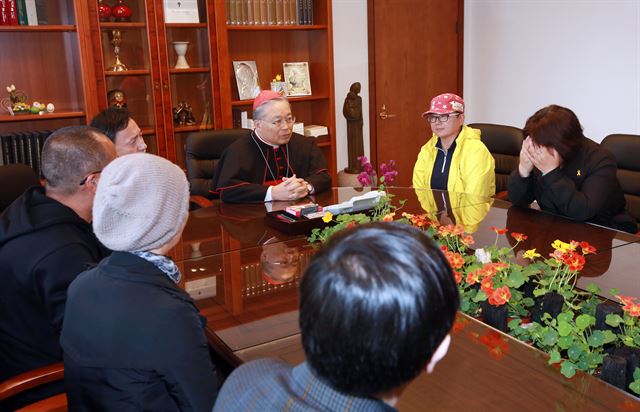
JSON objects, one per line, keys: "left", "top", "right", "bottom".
{"left": 580, "top": 241, "right": 596, "bottom": 255}
{"left": 563, "top": 252, "right": 585, "bottom": 271}
{"left": 480, "top": 277, "right": 494, "bottom": 295}
{"left": 489, "top": 226, "right": 508, "bottom": 235}
{"left": 616, "top": 294, "right": 636, "bottom": 306}
{"left": 382, "top": 212, "right": 395, "bottom": 222}
{"left": 488, "top": 286, "right": 511, "bottom": 306}
{"left": 510, "top": 232, "right": 528, "bottom": 242}
{"left": 453, "top": 270, "right": 462, "bottom": 285}
{"left": 466, "top": 269, "right": 481, "bottom": 285}
{"left": 448, "top": 252, "right": 465, "bottom": 269}
{"left": 461, "top": 234, "right": 475, "bottom": 246}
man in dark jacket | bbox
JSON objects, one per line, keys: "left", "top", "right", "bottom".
{"left": 0, "top": 126, "right": 116, "bottom": 405}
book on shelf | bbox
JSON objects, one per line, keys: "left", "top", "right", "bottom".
{"left": 24, "top": 0, "right": 36, "bottom": 25}
{"left": 7, "top": 0, "right": 18, "bottom": 25}
{"left": 16, "top": 0, "right": 26, "bottom": 25}
{"left": 0, "top": 0, "right": 8, "bottom": 25}
{"left": 225, "top": 0, "right": 312, "bottom": 26}
{"left": 303, "top": 124, "right": 328, "bottom": 138}
{"left": 232, "top": 109, "right": 254, "bottom": 129}
{"left": 292, "top": 122, "right": 304, "bottom": 135}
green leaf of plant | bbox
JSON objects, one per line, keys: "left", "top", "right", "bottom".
{"left": 542, "top": 329, "right": 559, "bottom": 347}
{"left": 633, "top": 367, "right": 640, "bottom": 381}
{"left": 557, "top": 311, "right": 574, "bottom": 324}
{"left": 567, "top": 344, "right": 585, "bottom": 361}
{"left": 610, "top": 288, "right": 620, "bottom": 296}
{"left": 587, "top": 330, "right": 605, "bottom": 347}
{"left": 585, "top": 283, "right": 601, "bottom": 294}
{"left": 557, "top": 321, "right": 573, "bottom": 337}
{"left": 505, "top": 269, "right": 526, "bottom": 288}
{"left": 561, "top": 361, "right": 577, "bottom": 378}
{"left": 629, "top": 380, "right": 640, "bottom": 395}
{"left": 557, "top": 336, "right": 574, "bottom": 350}
{"left": 575, "top": 314, "right": 594, "bottom": 331}
{"left": 472, "top": 290, "right": 487, "bottom": 303}
{"left": 548, "top": 349, "right": 562, "bottom": 364}
{"left": 605, "top": 313, "right": 623, "bottom": 327}
{"left": 601, "top": 330, "right": 617, "bottom": 345}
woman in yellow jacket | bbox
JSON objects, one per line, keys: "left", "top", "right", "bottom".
{"left": 412, "top": 93, "right": 495, "bottom": 198}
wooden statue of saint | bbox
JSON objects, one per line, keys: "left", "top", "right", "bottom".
{"left": 343, "top": 82, "right": 364, "bottom": 174}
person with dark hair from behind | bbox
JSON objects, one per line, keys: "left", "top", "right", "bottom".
{"left": 61, "top": 153, "right": 219, "bottom": 411}
{"left": 0, "top": 126, "right": 116, "bottom": 409}
{"left": 90, "top": 107, "right": 147, "bottom": 156}
{"left": 508, "top": 104, "right": 637, "bottom": 233}
{"left": 213, "top": 222, "right": 460, "bottom": 411}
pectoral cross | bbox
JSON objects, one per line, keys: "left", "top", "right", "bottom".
{"left": 576, "top": 169, "right": 581, "bottom": 177}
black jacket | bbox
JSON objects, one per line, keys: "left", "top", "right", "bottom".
{"left": 507, "top": 138, "right": 637, "bottom": 233}
{"left": 0, "top": 186, "right": 108, "bottom": 381}
{"left": 211, "top": 132, "right": 331, "bottom": 202}
{"left": 60, "top": 252, "right": 219, "bottom": 411}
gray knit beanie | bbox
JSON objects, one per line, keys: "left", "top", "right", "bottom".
{"left": 93, "top": 153, "right": 189, "bottom": 252}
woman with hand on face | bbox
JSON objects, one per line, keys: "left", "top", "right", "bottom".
{"left": 508, "top": 105, "right": 636, "bottom": 233}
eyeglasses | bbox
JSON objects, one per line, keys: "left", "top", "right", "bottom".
{"left": 79, "top": 170, "right": 102, "bottom": 186}
{"left": 426, "top": 113, "right": 460, "bottom": 124}
{"left": 270, "top": 116, "right": 296, "bottom": 128}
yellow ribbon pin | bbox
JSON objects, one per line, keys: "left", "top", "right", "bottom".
{"left": 576, "top": 169, "right": 581, "bottom": 177}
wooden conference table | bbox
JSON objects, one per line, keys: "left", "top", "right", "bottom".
{"left": 171, "top": 187, "right": 640, "bottom": 411}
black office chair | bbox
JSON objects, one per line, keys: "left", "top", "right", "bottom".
{"left": 185, "top": 128, "right": 251, "bottom": 207}
{"left": 468, "top": 123, "right": 524, "bottom": 199}
{"left": 0, "top": 163, "right": 40, "bottom": 212}
{"left": 601, "top": 134, "right": 640, "bottom": 225}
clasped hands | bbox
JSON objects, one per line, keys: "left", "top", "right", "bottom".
{"left": 271, "top": 175, "right": 311, "bottom": 201}
{"left": 518, "top": 136, "right": 562, "bottom": 178}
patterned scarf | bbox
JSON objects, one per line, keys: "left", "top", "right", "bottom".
{"left": 131, "top": 251, "right": 181, "bottom": 284}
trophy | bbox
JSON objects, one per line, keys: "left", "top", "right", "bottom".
{"left": 173, "top": 42, "right": 190, "bottom": 69}
{"left": 109, "top": 30, "right": 128, "bottom": 71}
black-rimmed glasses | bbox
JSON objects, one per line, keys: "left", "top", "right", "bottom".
{"left": 426, "top": 113, "right": 460, "bottom": 124}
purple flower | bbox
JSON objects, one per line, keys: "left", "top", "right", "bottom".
{"left": 380, "top": 160, "right": 398, "bottom": 185}
{"left": 357, "top": 171, "right": 372, "bottom": 186}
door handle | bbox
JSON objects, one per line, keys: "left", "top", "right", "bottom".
{"left": 379, "top": 104, "right": 397, "bottom": 120}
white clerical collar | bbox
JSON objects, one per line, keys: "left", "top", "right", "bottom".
{"left": 254, "top": 130, "right": 279, "bottom": 149}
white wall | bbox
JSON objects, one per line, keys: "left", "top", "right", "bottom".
{"left": 464, "top": 0, "right": 640, "bottom": 142}
{"left": 332, "top": 0, "right": 370, "bottom": 171}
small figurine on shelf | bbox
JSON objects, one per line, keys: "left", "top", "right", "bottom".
{"left": 112, "top": 0, "right": 133, "bottom": 22}
{"left": 98, "top": 0, "right": 112, "bottom": 22}
{"left": 1, "top": 84, "right": 30, "bottom": 115}
{"left": 107, "top": 89, "right": 127, "bottom": 108}
{"left": 270, "top": 74, "right": 286, "bottom": 94}
{"left": 173, "top": 101, "right": 197, "bottom": 126}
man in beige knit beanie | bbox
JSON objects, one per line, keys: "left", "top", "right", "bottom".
{"left": 61, "top": 153, "right": 219, "bottom": 410}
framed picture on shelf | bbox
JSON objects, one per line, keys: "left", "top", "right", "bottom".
{"left": 233, "top": 61, "right": 261, "bottom": 100}
{"left": 283, "top": 62, "right": 312, "bottom": 96}
{"left": 163, "top": 0, "right": 200, "bottom": 23}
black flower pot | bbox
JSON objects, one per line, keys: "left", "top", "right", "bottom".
{"left": 519, "top": 280, "right": 537, "bottom": 300}
{"left": 595, "top": 302, "right": 623, "bottom": 333}
{"left": 600, "top": 354, "right": 628, "bottom": 390}
{"left": 531, "top": 292, "right": 564, "bottom": 323}
{"left": 481, "top": 301, "right": 508, "bottom": 332}
{"left": 613, "top": 346, "right": 640, "bottom": 392}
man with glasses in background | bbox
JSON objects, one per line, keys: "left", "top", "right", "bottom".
{"left": 0, "top": 126, "right": 116, "bottom": 409}
{"left": 413, "top": 93, "right": 495, "bottom": 198}
{"left": 212, "top": 90, "right": 331, "bottom": 202}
